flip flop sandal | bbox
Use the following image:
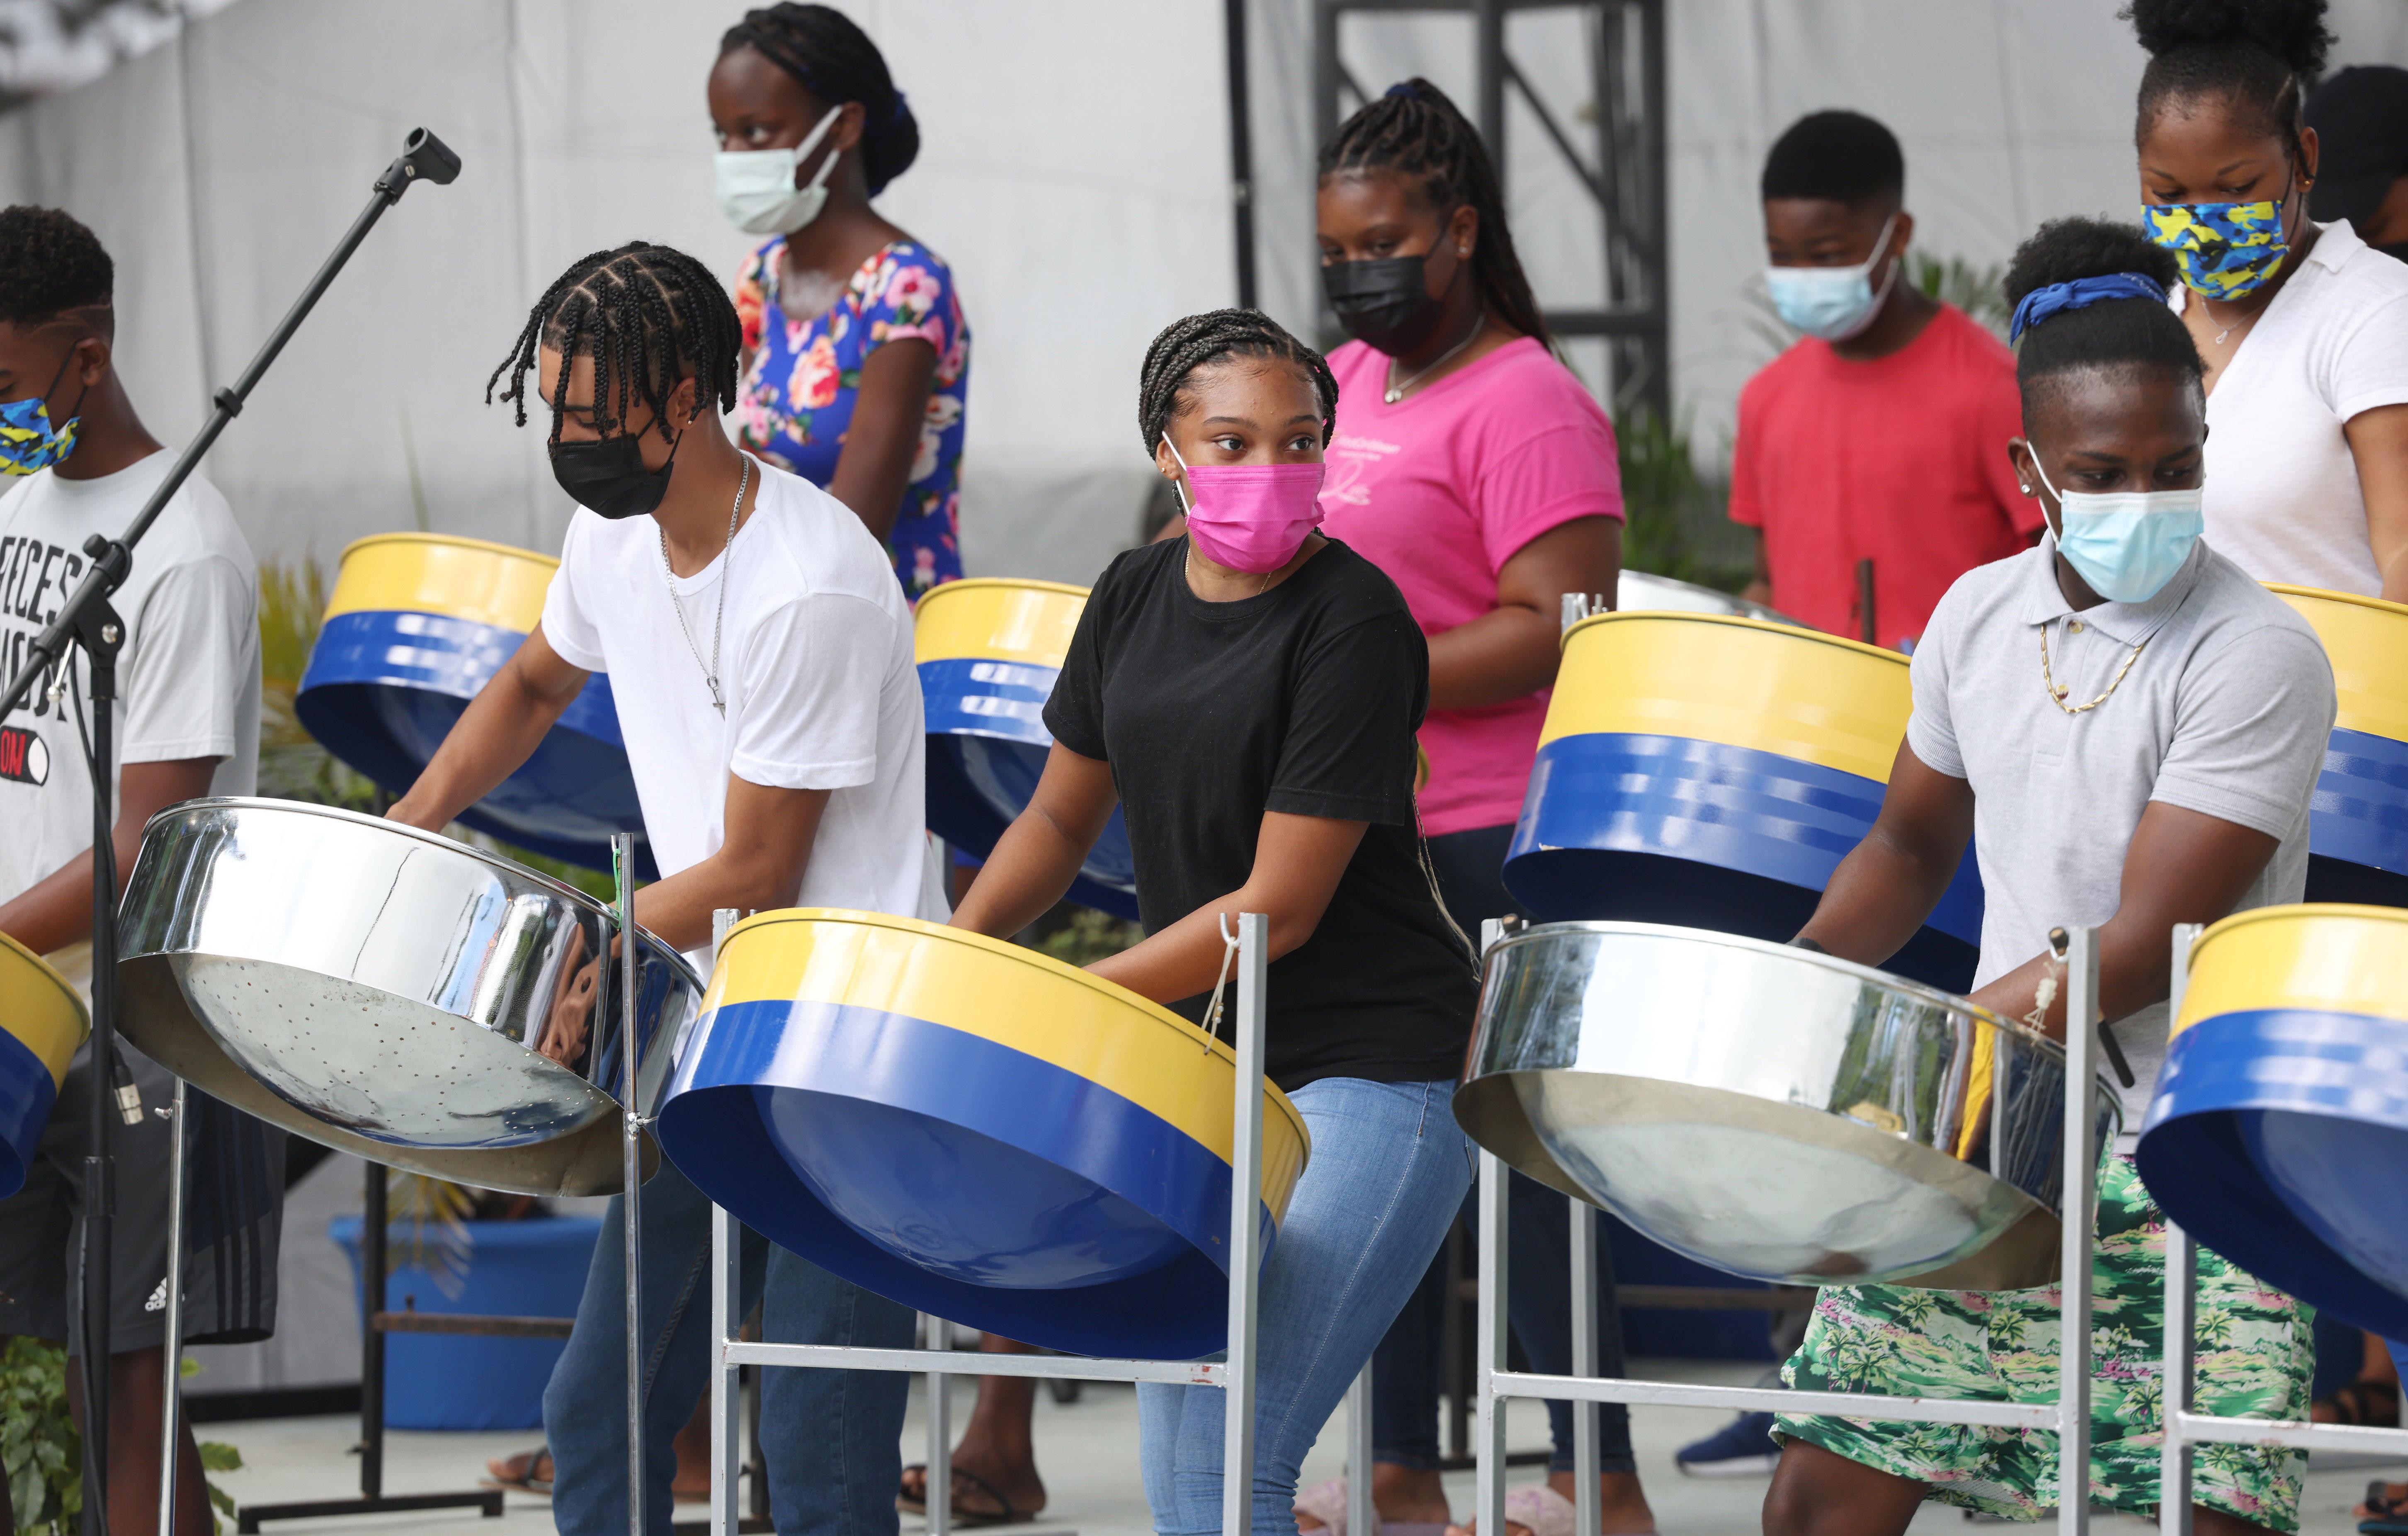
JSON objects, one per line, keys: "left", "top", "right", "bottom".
{"left": 894, "top": 1465, "right": 1033, "bottom": 1527}
{"left": 1464, "top": 1488, "right": 1658, "bottom": 1536}
{"left": 1294, "top": 1478, "right": 1349, "bottom": 1536}
{"left": 481, "top": 1447, "right": 552, "bottom": 1496}
{"left": 2362, "top": 1480, "right": 2408, "bottom": 1532}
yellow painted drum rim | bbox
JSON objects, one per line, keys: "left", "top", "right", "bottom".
{"left": 0, "top": 931, "right": 90, "bottom": 1089}
{"left": 707, "top": 908, "right": 1311, "bottom": 1182}
{"left": 913, "top": 578, "right": 1090, "bottom": 669}
{"left": 322, "top": 533, "right": 562, "bottom": 631}
{"left": 2173, "top": 902, "right": 2408, "bottom": 1039}
{"left": 2265, "top": 583, "right": 2408, "bottom": 743}
{"left": 1542, "top": 611, "right": 1913, "bottom": 783}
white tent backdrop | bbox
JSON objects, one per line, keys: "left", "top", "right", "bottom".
{"left": 2, "top": 0, "right": 2405, "bottom": 584}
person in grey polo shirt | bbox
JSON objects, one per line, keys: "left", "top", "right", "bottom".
{"left": 1760, "top": 219, "right": 2335, "bottom": 1536}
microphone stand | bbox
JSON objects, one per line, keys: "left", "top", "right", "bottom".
{"left": 0, "top": 127, "right": 460, "bottom": 1536}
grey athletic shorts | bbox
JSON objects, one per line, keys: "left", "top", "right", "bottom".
{"left": 0, "top": 1039, "right": 284, "bottom": 1354}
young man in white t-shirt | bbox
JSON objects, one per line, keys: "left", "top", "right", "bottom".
{"left": 0, "top": 204, "right": 277, "bottom": 1536}
{"left": 390, "top": 242, "right": 939, "bottom": 1536}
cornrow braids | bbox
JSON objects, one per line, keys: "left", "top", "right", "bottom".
{"left": 486, "top": 241, "right": 743, "bottom": 446}
{"left": 1318, "top": 77, "right": 1550, "bottom": 348}
{"left": 1137, "top": 309, "right": 1339, "bottom": 457}
{"left": 721, "top": 3, "right": 920, "bottom": 197}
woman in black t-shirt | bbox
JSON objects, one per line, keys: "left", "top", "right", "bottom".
{"left": 952, "top": 308, "right": 1477, "bottom": 1535}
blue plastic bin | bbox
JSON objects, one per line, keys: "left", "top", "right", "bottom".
{"left": 332, "top": 1214, "right": 600, "bottom": 1431}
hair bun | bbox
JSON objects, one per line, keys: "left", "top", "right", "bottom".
{"left": 2123, "top": 0, "right": 2331, "bottom": 77}
{"left": 2002, "top": 217, "right": 2179, "bottom": 309}
{"left": 862, "top": 89, "right": 920, "bottom": 197}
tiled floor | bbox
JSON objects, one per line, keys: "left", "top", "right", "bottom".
{"left": 204, "top": 1359, "right": 2405, "bottom": 1536}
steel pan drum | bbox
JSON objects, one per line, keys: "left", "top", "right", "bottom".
{"left": 1504, "top": 613, "right": 1984, "bottom": 990}
{"left": 915, "top": 579, "right": 1138, "bottom": 919}
{"left": 116, "top": 798, "right": 702, "bottom": 1195}
{"left": 295, "top": 534, "right": 651, "bottom": 877}
{"left": 1456, "top": 921, "right": 2120, "bottom": 1288}
{"left": 2267, "top": 586, "right": 2408, "bottom": 907}
{"left": 655, "top": 909, "right": 1308, "bottom": 1359}
{"left": 0, "top": 935, "right": 88, "bottom": 1199}
{"left": 2137, "top": 903, "right": 2408, "bottom": 1336}
{"left": 1617, "top": 570, "right": 1795, "bottom": 625}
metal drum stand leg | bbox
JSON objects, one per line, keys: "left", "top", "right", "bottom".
{"left": 706, "top": 912, "right": 1279, "bottom": 1536}
{"left": 2153, "top": 922, "right": 2408, "bottom": 1533}
{"left": 1474, "top": 924, "right": 2110, "bottom": 1535}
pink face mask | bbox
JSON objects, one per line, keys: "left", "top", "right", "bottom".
{"left": 1163, "top": 433, "right": 1327, "bottom": 575}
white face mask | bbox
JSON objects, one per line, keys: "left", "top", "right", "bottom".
{"left": 714, "top": 105, "right": 844, "bottom": 236}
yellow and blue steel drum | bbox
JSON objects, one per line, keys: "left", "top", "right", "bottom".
{"left": 2137, "top": 904, "right": 2408, "bottom": 1337}
{"left": 2267, "top": 585, "right": 2408, "bottom": 907}
{"left": 915, "top": 578, "right": 1138, "bottom": 919}
{"left": 0, "top": 934, "right": 89, "bottom": 1199}
{"left": 656, "top": 911, "right": 1308, "bottom": 1359}
{"left": 294, "top": 535, "right": 649, "bottom": 875}
{"left": 1504, "top": 613, "right": 1983, "bottom": 990}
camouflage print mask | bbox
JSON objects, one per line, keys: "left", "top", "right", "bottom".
{"left": 2142, "top": 197, "right": 2289, "bottom": 302}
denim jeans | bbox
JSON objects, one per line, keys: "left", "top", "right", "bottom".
{"left": 1138, "top": 1076, "right": 1473, "bottom": 1536}
{"left": 1367, "top": 822, "right": 1637, "bottom": 1476}
{"left": 544, "top": 1160, "right": 916, "bottom": 1536}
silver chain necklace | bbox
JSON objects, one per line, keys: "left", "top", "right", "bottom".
{"left": 1383, "top": 312, "right": 1484, "bottom": 404}
{"left": 659, "top": 454, "right": 750, "bottom": 715}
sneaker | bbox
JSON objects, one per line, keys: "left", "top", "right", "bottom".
{"left": 1675, "top": 1411, "right": 1779, "bottom": 1477}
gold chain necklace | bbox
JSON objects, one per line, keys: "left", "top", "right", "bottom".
{"left": 2040, "top": 622, "right": 2144, "bottom": 715}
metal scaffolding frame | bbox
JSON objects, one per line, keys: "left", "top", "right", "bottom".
{"left": 705, "top": 914, "right": 1278, "bottom": 1536}
{"left": 1309, "top": 0, "right": 1669, "bottom": 420}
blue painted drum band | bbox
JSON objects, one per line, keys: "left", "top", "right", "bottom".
{"left": 657, "top": 996, "right": 1266, "bottom": 1359}
{"left": 1505, "top": 732, "right": 1983, "bottom": 946}
{"left": 0, "top": 1027, "right": 59, "bottom": 1201}
{"left": 2308, "top": 727, "right": 2408, "bottom": 877}
{"left": 300, "top": 610, "right": 624, "bottom": 746}
{"left": 2136, "top": 1007, "right": 2408, "bottom": 1337}
{"left": 917, "top": 655, "right": 1059, "bottom": 749}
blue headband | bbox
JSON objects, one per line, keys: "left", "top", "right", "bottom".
{"left": 2007, "top": 272, "right": 2169, "bottom": 343}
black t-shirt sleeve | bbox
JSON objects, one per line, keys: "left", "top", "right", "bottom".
{"left": 1265, "top": 609, "right": 1426, "bottom": 825}
{"left": 1042, "top": 567, "right": 1117, "bottom": 761}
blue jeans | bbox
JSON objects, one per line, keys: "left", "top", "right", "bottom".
{"left": 544, "top": 1160, "right": 916, "bottom": 1536}
{"left": 1138, "top": 1077, "right": 1473, "bottom": 1536}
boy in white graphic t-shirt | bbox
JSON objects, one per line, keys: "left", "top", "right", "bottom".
{"left": 0, "top": 204, "right": 279, "bottom": 1536}
{"left": 390, "top": 241, "right": 939, "bottom": 1536}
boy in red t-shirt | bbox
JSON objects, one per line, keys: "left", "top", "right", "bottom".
{"left": 1729, "top": 110, "right": 2041, "bottom": 649}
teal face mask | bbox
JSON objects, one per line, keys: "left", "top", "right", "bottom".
{"left": 1765, "top": 214, "right": 1899, "bottom": 341}
{"left": 2030, "top": 454, "right": 2204, "bottom": 604}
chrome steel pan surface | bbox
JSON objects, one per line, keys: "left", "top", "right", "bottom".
{"left": 117, "top": 798, "right": 702, "bottom": 1195}
{"left": 1616, "top": 570, "right": 1797, "bottom": 626}
{"left": 1456, "top": 921, "right": 2122, "bottom": 1289}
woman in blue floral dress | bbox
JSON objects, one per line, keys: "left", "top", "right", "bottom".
{"left": 711, "top": 3, "right": 969, "bottom": 599}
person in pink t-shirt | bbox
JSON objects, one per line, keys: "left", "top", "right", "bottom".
{"left": 1297, "top": 78, "right": 1649, "bottom": 1536}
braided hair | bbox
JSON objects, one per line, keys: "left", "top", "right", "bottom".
{"left": 1318, "top": 78, "right": 1550, "bottom": 348}
{"left": 721, "top": 4, "right": 919, "bottom": 198}
{"left": 1137, "top": 309, "right": 1338, "bottom": 455}
{"left": 2126, "top": 0, "right": 2332, "bottom": 153}
{"left": 2004, "top": 218, "right": 2202, "bottom": 416}
{"left": 487, "top": 242, "right": 743, "bottom": 445}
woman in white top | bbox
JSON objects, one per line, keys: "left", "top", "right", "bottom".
{"left": 2130, "top": 0, "right": 2408, "bottom": 599}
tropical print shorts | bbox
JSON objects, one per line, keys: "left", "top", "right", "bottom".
{"left": 1773, "top": 1154, "right": 2313, "bottom": 1530}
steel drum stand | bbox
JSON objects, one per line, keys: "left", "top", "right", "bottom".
{"left": 2153, "top": 923, "right": 2408, "bottom": 1534}
{"left": 1469, "top": 918, "right": 2111, "bottom": 1536}
{"left": 701, "top": 911, "right": 1280, "bottom": 1536}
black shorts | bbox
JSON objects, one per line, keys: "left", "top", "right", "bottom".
{"left": 0, "top": 1040, "right": 284, "bottom": 1354}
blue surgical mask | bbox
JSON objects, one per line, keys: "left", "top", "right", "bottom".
{"left": 2029, "top": 454, "right": 2204, "bottom": 604}
{"left": 0, "top": 350, "right": 84, "bottom": 476}
{"left": 1765, "top": 214, "right": 1899, "bottom": 341}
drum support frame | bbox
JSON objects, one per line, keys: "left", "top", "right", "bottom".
{"left": 1470, "top": 919, "right": 2107, "bottom": 1534}
{"left": 702, "top": 911, "right": 1279, "bottom": 1536}
{"left": 2153, "top": 923, "right": 2408, "bottom": 1534}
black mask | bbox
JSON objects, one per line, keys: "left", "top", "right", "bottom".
{"left": 1322, "top": 250, "right": 1450, "bottom": 355}
{"left": 551, "top": 426, "right": 681, "bottom": 520}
